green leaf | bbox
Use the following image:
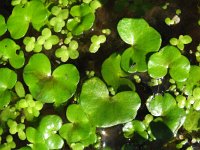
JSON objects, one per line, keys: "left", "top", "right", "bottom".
{"left": 67, "top": 4, "right": 95, "bottom": 35}
{"left": 26, "top": 127, "right": 44, "bottom": 144}
{"left": 123, "top": 120, "right": 148, "bottom": 139}
{"left": 23, "top": 53, "right": 79, "bottom": 105}
{"left": 0, "top": 38, "right": 25, "bottom": 68}
{"left": 0, "top": 68, "right": 17, "bottom": 109}
{"left": 177, "top": 66, "right": 200, "bottom": 96}
{"left": 59, "top": 104, "right": 94, "bottom": 144}
{"left": 117, "top": 18, "right": 161, "bottom": 73}
{"left": 45, "top": 134, "right": 64, "bottom": 149}
{"left": 15, "top": 81, "right": 25, "bottom": 98}
{"left": 7, "top": 4, "right": 30, "bottom": 39}
{"left": 148, "top": 46, "right": 190, "bottom": 82}
{"left": 146, "top": 93, "right": 176, "bottom": 116}
{"left": 0, "top": 15, "right": 7, "bottom": 36}
{"left": 38, "top": 115, "right": 62, "bottom": 139}
{"left": 79, "top": 77, "right": 141, "bottom": 127}
{"left": 146, "top": 93, "right": 186, "bottom": 133}
{"left": 7, "top": 1, "right": 48, "bottom": 39}
{"left": 101, "top": 53, "right": 135, "bottom": 92}
{"left": 183, "top": 109, "right": 200, "bottom": 132}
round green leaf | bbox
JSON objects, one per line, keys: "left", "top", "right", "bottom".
{"left": 26, "top": 127, "right": 44, "bottom": 144}
{"left": 183, "top": 109, "right": 200, "bottom": 132}
{"left": 148, "top": 46, "right": 190, "bottom": 82}
{"left": 59, "top": 104, "right": 92, "bottom": 144}
{"left": 23, "top": 53, "right": 79, "bottom": 104}
{"left": 79, "top": 77, "right": 141, "bottom": 127}
{"left": 0, "top": 15, "right": 7, "bottom": 36}
{"left": 117, "top": 18, "right": 161, "bottom": 72}
{"left": 67, "top": 4, "right": 95, "bottom": 35}
{"left": 101, "top": 53, "right": 135, "bottom": 92}
{"left": 146, "top": 93, "right": 176, "bottom": 116}
{"left": 177, "top": 66, "right": 200, "bottom": 96}
{"left": 7, "top": 1, "right": 48, "bottom": 39}
{"left": 146, "top": 93, "right": 186, "bottom": 133}
{"left": 7, "top": 4, "right": 30, "bottom": 39}
{"left": 38, "top": 115, "right": 62, "bottom": 138}
{"left": 0, "top": 38, "right": 25, "bottom": 68}
{"left": 0, "top": 68, "right": 17, "bottom": 109}
{"left": 123, "top": 120, "right": 148, "bottom": 139}
{"left": 45, "top": 134, "right": 64, "bottom": 149}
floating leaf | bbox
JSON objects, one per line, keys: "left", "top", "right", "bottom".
{"left": 117, "top": 18, "right": 161, "bottom": 73}
{"left": 79, "top": 77, "right": 141, "bottom": 127}
{"left": 0, "top": 68, "right": 17, "bottom": 109}
{"left": 67, "top": 3, "right": 95, "bottom": 35}
{"left": 146, "top": 93, "right": 186, "bottom": 134}
{"left": 59, "top": 104, "right": 96, "bottom": 147}
{"left": 123, "top": 120, "right": 148, "bottom": 139}
{"left": 148, "top": 46, "right": 190, "bottom": 82}
{"left": 0, "top": 38, "right": 25, "bottom": 69}
{"left": 183, "top": 109, "right": 200, "bottom": 132}
{"left": 26, "top": 115, "right": 64, "bottom": 149}
{"left": 0, "top": 15, "right": 7, "bottom": 36}
{"left": 177, "top": 66, "right": 200, "bottom": 96}
{"left": 23, "top": 53, "right": 79, "bottom": 105}
{"left": 7, "top": 1, "right": 48, "bottom": 39}
{"left": 101, "top": 53, "right": 135, "bottom": 92}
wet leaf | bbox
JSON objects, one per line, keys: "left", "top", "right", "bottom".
{"left": 0, "top": 38, "right": 25, "bottom": 69}
{"left": 7, "top": 1, "right": 48, "bottom": 39}
{"left": 123, "top": 120, "right": 148, "bottom": 139}
{"left": 67, "top": 3, "right": 95, "bottom": 35}
{"left": 23, "top": 53, "right": 79, "bottom": 105}
{"left": 117, "top": 18, "right": 161, "bottom": 73}
{"left": 0, "top": 68, "right": 17, "bottom": 109}
{"left": 59, "top": 104, "right": 96, "bottom": 147}
{"left": 79, "top": 77, "right": 141, "bottom": 127}
{"left": 38, "top": 115, "right": 63, "bottom": 138}
{"left": 148, "top": 46, "right": 190, "bottom": 82}
{"left": 146, "top": 93, "right": 186, "bottom": 133}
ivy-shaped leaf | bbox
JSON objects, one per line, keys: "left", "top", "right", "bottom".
{"left": 26, "top": 115, "right": 64, "bottom": 149}
{"left": 0, "top": 68, "right": 17, "bottom": 109}
{"left": 0, "top": 38, "right": 25, "bottom": 69}
{"left": 7, "top": 0, "right": 49, "bottom": 39}
{"left": 101, "top": 53, "right": 135, "bottom": 92}
{"left": 117, "top": 18, "right": 161, "bottom": 73}
{"left": 0, "top": 14, "right": 7, "bottom": 36}
{"left": 146, "top": 93, "right": 186, "bottom": 134}
{"left": 59, "top": 104, "right": 96, "bottom": 148}
{"left": 148, "top": 46, "right": 190, "bottom": 82}
{"left": 23, "top": 53, "right": 80, "bottom": 105}
{"left": 79, "top": 77, "right": 141, "bottom": 127}
{"left": 67, "top": 3, "right": 95, "bottom": 35}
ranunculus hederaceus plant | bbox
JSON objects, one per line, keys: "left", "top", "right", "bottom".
{"left": 0, "top": 0, "right": 199, "bottom": 149}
